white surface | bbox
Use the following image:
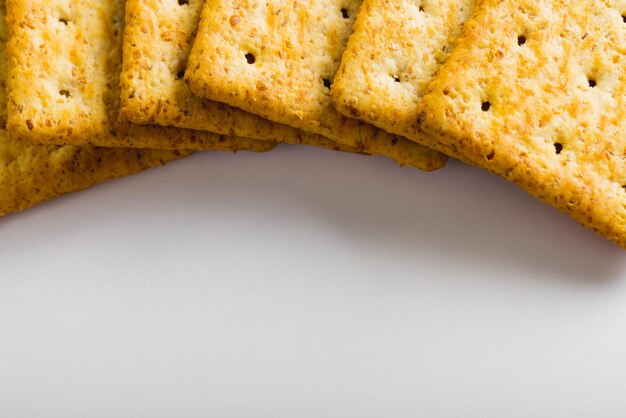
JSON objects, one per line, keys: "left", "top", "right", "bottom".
{"left": 0, "top": 145, "right": 625, "bottom": 417}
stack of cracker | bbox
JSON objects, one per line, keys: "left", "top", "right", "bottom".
{"left": 2, "top": 0, "right": 625, "bottom": 249}
{"left": 330, "top": 0, "right": 626, "bottom": 248}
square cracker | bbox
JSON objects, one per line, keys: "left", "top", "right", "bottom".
{"left": 5, "top": 0, "right": 273, "bottom": 153}
{"left": 331, "top": 0, "right": 476, "bottom": 158}
{"left": 0, "top": 0, "right": 188, "bottom": 216}
{"left": 417, "top": 0, "right": 626, "bottom": 248}
{"left": 121, "top": 0, "right": 350, "bottom": 153}
{"left": 184, "top": 0, "right": 446, "bottom": 171}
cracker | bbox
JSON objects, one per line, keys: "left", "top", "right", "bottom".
{"left": 0, "top": 0, "right": 188, "bottom": 216}
{"left": 331, "top": 0, "right": 476, "bottom": 158}
{"left": 416, "top": 0, "right": 626, "bottom": 248}
{"left": 0, "top": 131, "right": 192, "bottom": 216}
{"left": 5, "top": 0, "right": 273, "bottom": 153}
{"left": 184, "top": 0, "right": 446, "bottom": 170}
{"left": 121, "top": 0, "right": 349, "bottom": 153}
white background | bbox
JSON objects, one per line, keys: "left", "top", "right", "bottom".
{"left": 1, "top": 145, "right": 625, "bottom": 417}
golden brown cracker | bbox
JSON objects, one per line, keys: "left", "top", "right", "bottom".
{"left": 0, "top": 0, "right": 188, "bottom": 216}
{"left": 184, "top": 0, "right": 446, "bottom": 170}
{"left": 417, "top": 0, "right": 626, "bottom": 248}
{"left": 121, "top": 0, "right": 348, "bottom": 153}
{"left": 331, "top": 0, "right": 476, "bottom": 159}
{"left": 5, "top": 0, "right": 273, "bottom": 153}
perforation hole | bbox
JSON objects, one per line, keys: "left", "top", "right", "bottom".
{"left": 178, "top": 0, "right": 189, "bottom": 5}
{"left": 392, "top": 75, "right": 401, "bottom": 83}
{"left": 176, "top": 68, "right": 186, "bottom": 80}
{"left": 622, "top": 14, "right": 626, "bottom": 23}
{"left": 59, "top": 89, "right": 70, "bottom": 98}
{"left": 554, "top": 142, "right": 563, "bottom": 154}
{"left": 517, "top": 35, "right": 527, "bottom": 46}
{"left": 323, "top": 78, "right": 332, "bottom": 89}
{"left": 245, "top": 53, "right": 256, "bottom": 64}
{"left": 486, "top": 150, "right": 495, "bottom": 161}
{"left": 59, "top": 18, "right": 69, "bottom": 25}
{"left": 481, "top": 101, "right": 491, "bottom": 112}
{"left": 230, "top": 15, "right": 241, "bottom": 26}
{"left": 341, "top": 8, "right": 349, "bottom": 18}
{"left": 588, "top": 78, "right": 597, "bottom": 88}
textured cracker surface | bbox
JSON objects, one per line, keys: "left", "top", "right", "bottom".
{"left": 417, "top": 0, "right": 626, "bottom": 248}
{"left": 0, "top": 0, "right": 188, "bottom": 216}
{"left": 121, "top": 0, "right": 348, "bottom": 152}
{"left": 185, "top": 0, "right": 446, "bottom": 170}
{"left": 332, "top": 0, "right": 475, "bottom": 157}
{"left": 0, "top": 130, "right": 190, "bottom": 216}
{"left": 6, "top": 0, "right": 273, "bottom": 153}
